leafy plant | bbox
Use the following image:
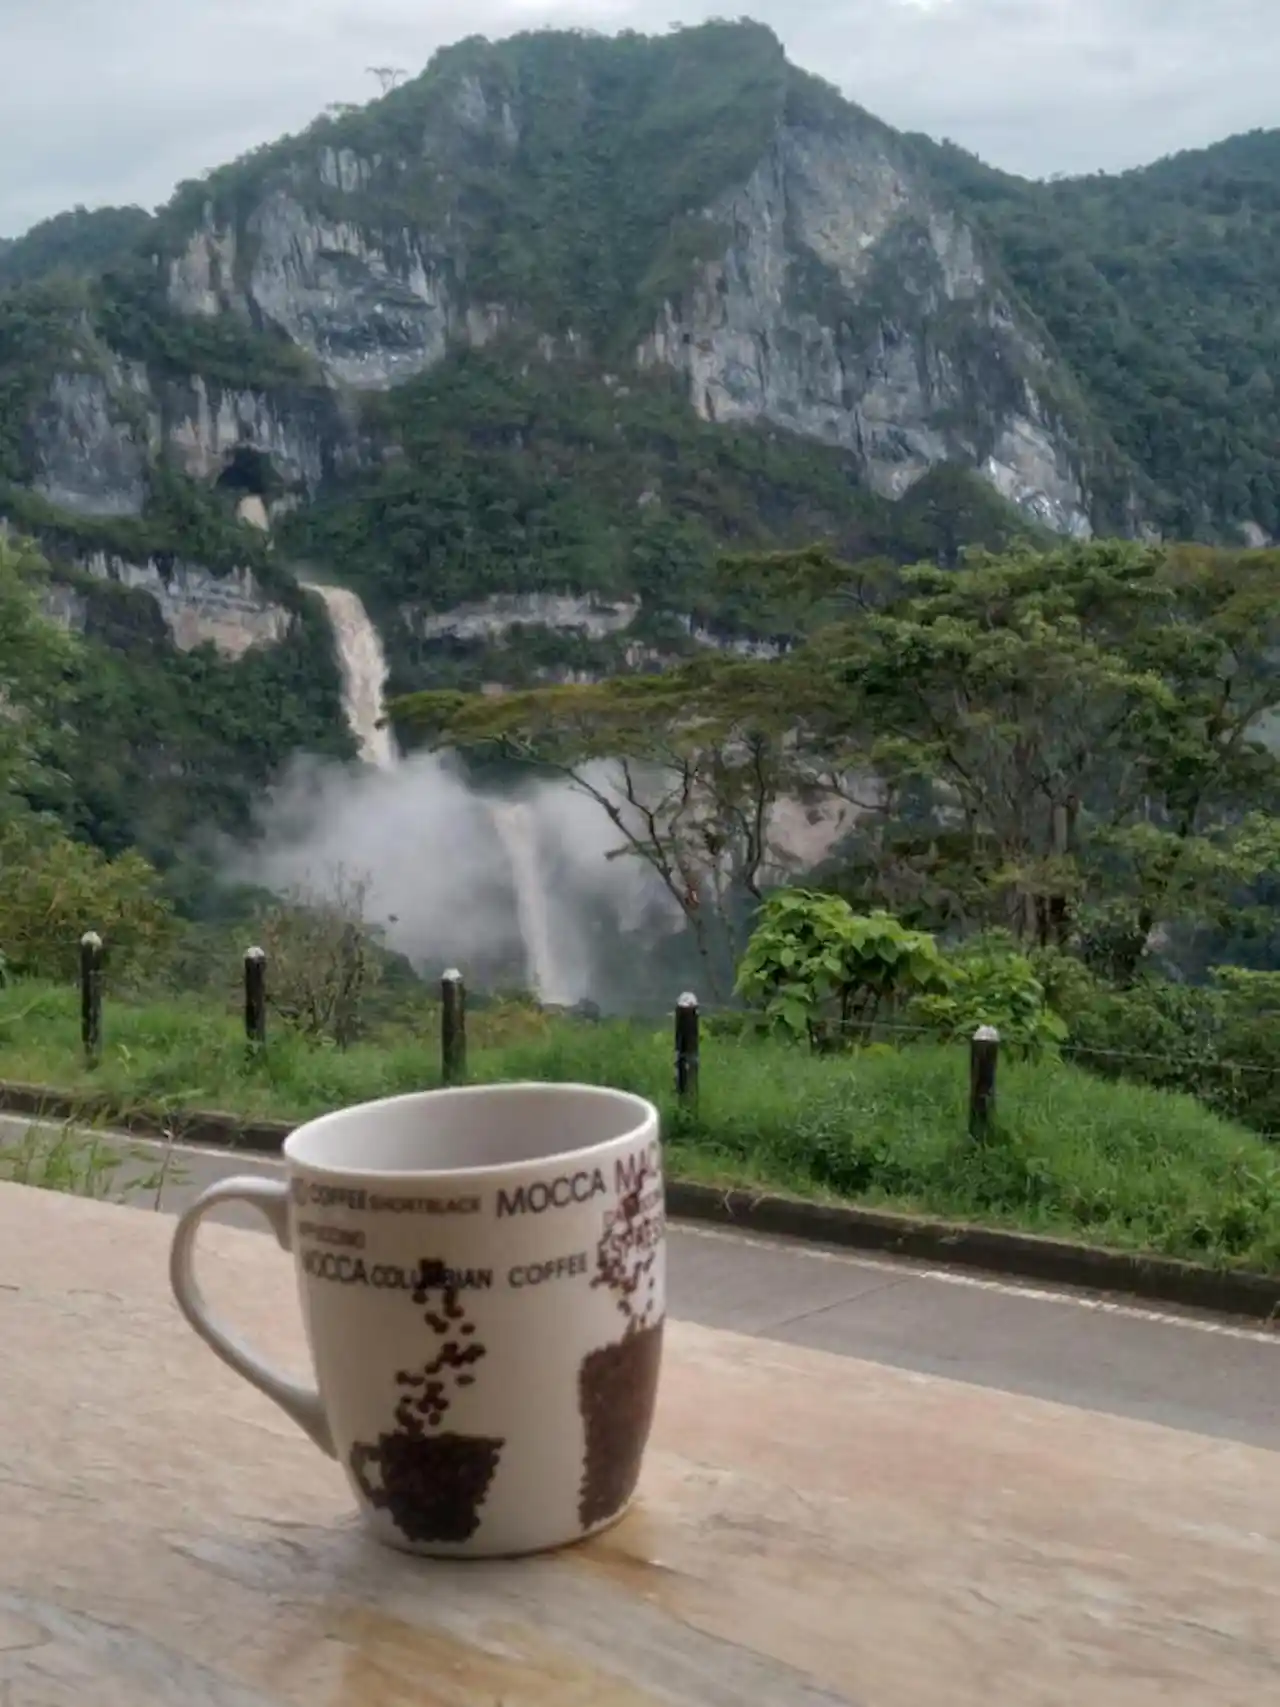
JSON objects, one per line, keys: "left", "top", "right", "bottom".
{"left": 1060, "top": 969, "right": 1280, "bottom": 1139}
{"left": 911, "top": 932, "right": 1067, "bottom": 1057}
{"left": 735, "top": 890, "right": 951, "bottom": 1047}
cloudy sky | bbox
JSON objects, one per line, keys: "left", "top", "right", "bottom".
{"left": 2, "top": 0, "right": 1276, "bottom": 237}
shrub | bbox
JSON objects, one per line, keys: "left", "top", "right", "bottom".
{"left": 0, "top": 812, "right": 173, "bottom": 982}
{"left": 1062, "top": 969, "right": 1280, "bottom": 1139}
{"left": 735, "top": 890, "right": 950, "bottom": 1047}
{"left": 912, "top": 931, "right": 1066, "bottom": 1057}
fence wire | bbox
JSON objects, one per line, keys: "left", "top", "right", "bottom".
{"left": 694, "top": 1006, "right": 1280, "bottom": 1081}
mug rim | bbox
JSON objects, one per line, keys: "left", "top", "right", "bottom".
{"left": 282, "top": 1080, "right": 658, "bottom": 1181}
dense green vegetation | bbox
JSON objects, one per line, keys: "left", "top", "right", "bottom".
{"left": 1, "top": 977, "right": 1276, "bottom": 1271}
{"left": 0, "top": 206, "right": 155, "bottom": 290}
{"left": 923, "top": 129, "right": 1280, "bottom": 538}
{"left": 0, "top": 534, "right": 351, "bottom": 898}
{"left": 285, "top": 347, "right": 1040, "bottom": 695}
{"left": 400, "top": 538, "right": 1280, "bottom": 1136}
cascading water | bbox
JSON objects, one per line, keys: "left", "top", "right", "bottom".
{"left": 489, "top": 800, "right": 575, "bottom": 1005}
{"left": 302, "top": 581, "right": 399, "bottom": 771}
{"left": 304, "top": 578, "right": 571, "bottom": 1001}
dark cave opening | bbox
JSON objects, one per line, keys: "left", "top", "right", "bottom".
{"left": 216, "top": 445, "right": 278, "bottom": 498}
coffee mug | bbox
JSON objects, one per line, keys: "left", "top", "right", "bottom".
{"left": 169, "top": 1082, "right": 666, "bottom": 1558}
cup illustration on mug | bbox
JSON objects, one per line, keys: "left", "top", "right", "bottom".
{"left": 578, "top": 1149, "right": 665, "bottom": 1530}
{"left": 349, "top": 1260, "right": 504, "bottom": 1546}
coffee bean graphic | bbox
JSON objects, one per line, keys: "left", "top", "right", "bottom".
{"left": 351, "top": 1432, "right": 504, "bottom": 1546}
{"left": 350, "top": 1254, "right": 503, "bottom": 1546}
{"left": 576, "top": 1154, "right": 665, "bottom": 1530}
{"left": 577, "top": 1319, "right": 664, "bottom": 1530}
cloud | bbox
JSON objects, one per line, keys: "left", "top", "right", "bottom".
{"left": 2, "top": 1, "right": 1277, "bottom": 236}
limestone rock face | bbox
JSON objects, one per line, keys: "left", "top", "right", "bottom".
{"left": 14, "top": 24, "right": 1124, "bottom": 683}
{"left": 147, "top": 47, "right": 1095, "bottom": 533}
{"left": 636, "top": 129, "right": 1091, "bottom": 536}
{"left": 48, "top": 550, "right": 290, "bottom": 660}
{"left": 32, "top": 367, "right": 150, "bottom": 519}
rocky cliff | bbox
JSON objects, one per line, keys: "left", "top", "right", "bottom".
{"left": 636, "top": 124, "right": 1091, "bottom": 534}
{"left": 142, "top": 63, "right": 1094, "bottom": 535}
{"left": 48, "top": 552, "right": 290, "bottom": 659}
{"left": 3, "top": 20, "right": 1114, "bottom": 655}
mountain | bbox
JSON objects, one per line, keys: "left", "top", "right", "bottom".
{"left": 1, "top": 20, "right": 1277, "bottom": 879}
{"left": 916, "top": 129, "right": 1280, "bottom": 542}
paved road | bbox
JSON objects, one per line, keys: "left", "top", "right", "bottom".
{"left": 3, "top": 1112, "right": 1277, "bottom": 1450}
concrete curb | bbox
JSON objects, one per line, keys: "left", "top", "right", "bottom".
{"left": 2, "top": 1080, "right": 1277, "bottom": 1324}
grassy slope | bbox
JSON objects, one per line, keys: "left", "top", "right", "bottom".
{"left": 0, "top": 981, "right": 1276, "bottom": 1271}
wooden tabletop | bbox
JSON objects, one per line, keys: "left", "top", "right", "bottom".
{"left": 1, "top": 1181, "right": 1276, "bottom": 1706}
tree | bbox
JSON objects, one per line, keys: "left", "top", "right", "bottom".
{"left": 779, "top": 539, "right": 1280, "bottom": 961}
{"left": 395, "top": 654, "right": 870, "bottom": 992}
{"left": 0, "top": 533, "right": 77, "bottom": 818}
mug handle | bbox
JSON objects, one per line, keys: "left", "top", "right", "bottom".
{"left": 169, "top": 1176, "right": 335, "bottom": 1458}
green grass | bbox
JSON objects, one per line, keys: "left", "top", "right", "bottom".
{"left": 1, "top": 980, "right": 1277, "bottom": 1272}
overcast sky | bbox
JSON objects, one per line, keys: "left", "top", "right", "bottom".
{"left": 2, "top": 0, "right": 1277, "bottom": 238}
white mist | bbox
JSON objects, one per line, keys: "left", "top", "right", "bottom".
{"left": 235, "top": 583, "right": 672, "bottom": 1003}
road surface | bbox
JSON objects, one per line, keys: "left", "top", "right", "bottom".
{"left": 3, "top": 1111, "right": 1276, "bottom": 1451}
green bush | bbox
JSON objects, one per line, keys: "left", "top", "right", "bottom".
{"left": 912, "top": 932, "right": 1066, "bottom": 1057}
{"left": 1062, "top": 969, "right": 1280, "bottom": 1139}
{"left": 0, "top": 815, "right": 174, "bottom": 983}
{"left": 735, "top": 892, "right": 950, "bottom": 1046}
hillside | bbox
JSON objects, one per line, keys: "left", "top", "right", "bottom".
{"left": 1, "top": 20, "right": 1278, "bottom": 874}
{"left": 918, "top": 128, "right": 1280, "bottom": 540}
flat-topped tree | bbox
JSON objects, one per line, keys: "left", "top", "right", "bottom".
{"left": 393, "top": 650, "right": 866, "bottom": 992}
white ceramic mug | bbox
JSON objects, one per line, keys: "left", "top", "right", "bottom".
{"left": 169, "top": 1082, "right": 666, "bottom": 1558}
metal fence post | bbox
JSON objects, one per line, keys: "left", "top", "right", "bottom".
{"left": 969, "top": 1025, "right": 1000, "bottom": 1141}
{"left": 244, "top": 946, "right": 267, "bottom": 1051}
{"left": 675, "top": 991, "right": 700, "bottom": 1109}
{"left": 80, "top": 931, "right": 103, "bottom": 1067}
{"left": 442, "top": 969, "right": 467, "bottom": 1086}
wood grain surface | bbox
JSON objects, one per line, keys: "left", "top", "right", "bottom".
{"left": 1, "top": 1182, "right": 1276, "bottom": 1706}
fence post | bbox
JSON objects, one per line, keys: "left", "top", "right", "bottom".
{"left": 675, "top": 991, "right": 700, "bottom": 1109}
{"left": 244, "top": 946, "right": 267, "bottom": 1051}
{"left": 969, "top": 1025, "right": 1000, "bottom": 1142}
{"left": 80, "top": 931, "right": 103, "bottom": 1068}
{"left": 441, "top": 969, "right": 467, "bottom": 1086}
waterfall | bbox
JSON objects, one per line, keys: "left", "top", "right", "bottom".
{"left": 303, "top": 582, "right": 399, "bottom": 771}
{"left": 489, "top": 801, "right": 574, "bottom": 1006}
{"left": 303, "top": 578, "right": 574, "bottom": 1000}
